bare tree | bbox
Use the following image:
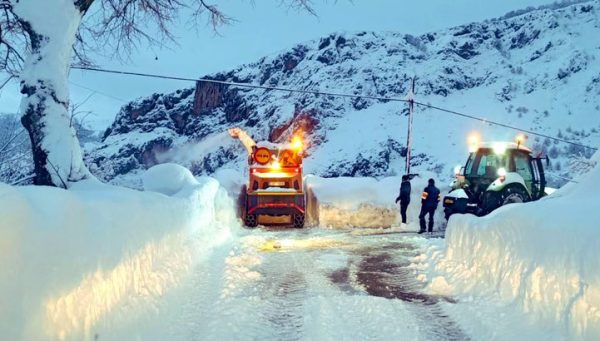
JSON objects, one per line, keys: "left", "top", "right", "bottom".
{"left": 0, "top": 113, "right": 32, "bottom": 184}
{"left": 0, "top": 0, "right": 317, "bottom": 188}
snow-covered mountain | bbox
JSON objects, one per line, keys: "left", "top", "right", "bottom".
{"left": 88, "top": 1, "right": 600, "bottom": 186}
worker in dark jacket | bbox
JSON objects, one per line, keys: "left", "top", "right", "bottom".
{"left": 395, "top": 175, "right": 411, "bottom": 225}
{"left": 419, "top": 178, "right": 440, "bottom": 234}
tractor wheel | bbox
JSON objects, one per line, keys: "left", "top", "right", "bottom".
{"left": 501, "top": 186, "right": 530, "bottom": 206}
{"left": 444, "top": 208, "right": 453, "bottom": 220}
{"left": 480, "top": 191, "right": 502, "bottom": 216}
{"left": 244, "top": 213, "right": 258, "bottom": 228}
{"left": 292, "top": 214, "right": 305, "bottom": 229}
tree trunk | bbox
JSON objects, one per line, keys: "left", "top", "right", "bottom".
{"left": 14, "top": 0, "right": 92, "bottom": 187}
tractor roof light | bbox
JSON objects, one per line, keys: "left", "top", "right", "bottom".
{"left": 493, "top": 142, "right": 507, "bottom": 155}
{"left": 516, "top": 134, "right": 527, "bottom": 149}
{"left": 468, "top": 132, "right": 480, "bottom": 152}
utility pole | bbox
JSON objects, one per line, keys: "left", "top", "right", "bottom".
{"left": 405, "top": 77, "right": 416, "bottom": 176}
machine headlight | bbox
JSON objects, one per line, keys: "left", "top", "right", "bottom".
{"left": 271, "top": 160, "right": 281, "bottom": 171}
{"left": 497, "top": 167, "right": 507, "bottom": 182}
{"left": 291, "top": 136, "right": 303, "bottom": 152}
{"left": 454, "top": 165, "right": 462, "bottom": 176}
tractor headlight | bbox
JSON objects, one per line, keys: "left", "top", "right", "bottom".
{"left": 453, "top": 165, "right": 462, "bottom": 176}
{"left": 497, "top": 167, "right": 507, "bottom": 182}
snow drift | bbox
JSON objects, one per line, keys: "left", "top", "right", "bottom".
{"left": 425, "top": 151, "right": 600, "bottom": 339}
{"left": 209, "top": 169, "right": 447, "bottom": 230}
{"left": 305, "top": 174, "right": 446, "bottom": 230}
{"left": 0, "top": 164, "right": 236, "bottom": 340}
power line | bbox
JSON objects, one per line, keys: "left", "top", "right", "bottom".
{"left": 71, "top": 66, "right": 411, "bottom": 103}
{"left": 69, "top": 80, "right": 127, "bottom": 102}
{"left": 72, "top": 66, "right": 598, "bottom": 152}
{"left": 413, "top": 101, "right": 598, "bottom": 152}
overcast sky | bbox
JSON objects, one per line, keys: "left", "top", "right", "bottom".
{"left": 0, "top": 0, "right": 554, "bottom": 130}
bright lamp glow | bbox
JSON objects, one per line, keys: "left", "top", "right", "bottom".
{"left": 291, "top": 136, "right": 303, "bottom": 152}
{"left": 516, "top": 133, "right": 527, "bottom": 147}
{"left": 468, "top": 132, "right": 480, "bottom": 152}
{"left": 493, "top": 142, "right": 507, "bottom": 155}
{"left": 271, "top": 160, "right": 281, "bottom": 170}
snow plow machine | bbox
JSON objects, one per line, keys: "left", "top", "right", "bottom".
{"left": 443, "top": 134, "right": 548, "bottom": 218}
{"left": 228, "top": 128, "right": 306, "bottom": 228}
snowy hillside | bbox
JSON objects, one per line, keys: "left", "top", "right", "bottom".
{"left": 88, "top": 1, "right": 600, "bottom": 186}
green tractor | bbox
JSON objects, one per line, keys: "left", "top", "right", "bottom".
{"left": 443, "top": 140, "right": 548, "bottom": 218}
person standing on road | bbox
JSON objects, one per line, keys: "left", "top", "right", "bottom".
{"left": 395, "top": 175, "right": 411, "bottom": 226}
{"left": 419, "top": 178, "right": 440, "bottom": 234}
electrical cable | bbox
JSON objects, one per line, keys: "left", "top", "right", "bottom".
{"left": 72, "top": 66, "right": 598, "bottom": 151}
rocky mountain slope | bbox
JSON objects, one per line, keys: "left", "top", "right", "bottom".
{"left": 87, "top": 1, "right": 600, "bottom": 186}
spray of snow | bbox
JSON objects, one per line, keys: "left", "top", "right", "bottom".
{"left": 156, "top": 131, "right": 232, "bottom": 165}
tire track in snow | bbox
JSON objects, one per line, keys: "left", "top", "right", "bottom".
{"left": 205, "top": 231, "right": 467, "bottom": 340}
{"left": 254, "top": 251, "right": 310, "bottom": 340}
{"left": 352, "top": 242, "right": 469, "bottom": 341}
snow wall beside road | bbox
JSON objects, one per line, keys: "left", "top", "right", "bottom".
{"left": 0, "top": 164, "right": 236, "bottom": 340}
{"left": 431, "top": 152, "right": 600, "bottom": 340}
{"left": 305, "top": 174, "right": 447, "bottom": 230}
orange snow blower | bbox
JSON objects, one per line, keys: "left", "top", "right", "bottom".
{"left": 228, "top": 128, "right": 306, "bottom": 228}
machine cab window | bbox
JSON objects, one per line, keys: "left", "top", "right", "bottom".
{"left": 513, "top": 151, "right": 534, "bottom": 192}
{"left": 467, "top": 149, "right": 509, "bottom": 178}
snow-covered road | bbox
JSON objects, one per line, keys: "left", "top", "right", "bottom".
{"left": 154, "top": 228, "right": 472, "bottom": 341}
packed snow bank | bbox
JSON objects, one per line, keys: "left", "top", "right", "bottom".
{"left": 424, "top": 152, "right": 600, "bottom": 340}
{"left": 207, "top": 168, "right": 449, "bottom": 230}
{"left": 0, "top": 167, "right": 237, "bottom": 340}
{"left": 305, "top": 174, "right": 447, "bottom": 229}
{"left": 212, "top": 168, "right": 246, "bottom": 198}
{"left": 142, "top": 163, "right": 198, "bottom": 195}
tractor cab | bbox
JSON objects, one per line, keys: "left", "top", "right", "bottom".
{"left": 444, "top": 135, "right": 547, "bottom": 218}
